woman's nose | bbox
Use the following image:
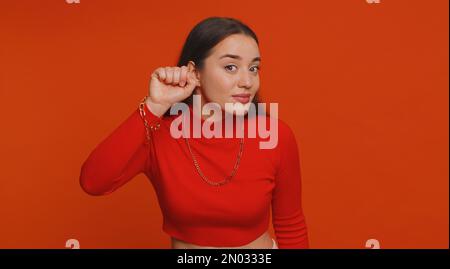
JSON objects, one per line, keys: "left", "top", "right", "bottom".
{"left": 237, "top": 70, "right": 253, "bottom": 89}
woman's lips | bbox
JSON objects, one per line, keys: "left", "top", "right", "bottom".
{"left": 232, "top": 94, "right": 251, "bottom": 104}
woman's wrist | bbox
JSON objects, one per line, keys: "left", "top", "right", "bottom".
{"left": 145, "top": 97, "right": 171, "bottom": 118}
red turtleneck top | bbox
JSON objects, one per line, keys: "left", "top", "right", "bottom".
{"left": 79, "top": 102, "right": 309, "bottom": 248}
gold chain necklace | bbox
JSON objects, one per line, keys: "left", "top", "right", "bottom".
{"left": 184, "top": 137, "right": 244, "bottom": 186}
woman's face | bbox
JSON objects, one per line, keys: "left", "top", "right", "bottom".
{"left": 191, "top": 34, "right": 261, "bottom": 116}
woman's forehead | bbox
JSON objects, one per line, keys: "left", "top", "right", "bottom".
{"left": 210, "top": 34, "right": 260, "bottom": 60}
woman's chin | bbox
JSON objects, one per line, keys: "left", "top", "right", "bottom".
{"left": 224, "top": 102, "right": 251, "bottom": 116}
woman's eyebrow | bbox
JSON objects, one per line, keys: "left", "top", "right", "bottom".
{"left": 219, "top": 54, "right": 261, "bottom": 62}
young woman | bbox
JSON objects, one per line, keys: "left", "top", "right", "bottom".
{"left": 80, "top": 17, "right": 309, "bottom": 249}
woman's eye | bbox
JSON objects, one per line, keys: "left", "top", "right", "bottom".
{"left": 225, "top": 65, "right": 237, "bottom": 72}
{"left": 250, "top": 66, "right": 260, "bottom": 73}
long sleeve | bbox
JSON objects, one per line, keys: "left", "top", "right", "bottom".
{"left": 79, "top": 103, "right": 161, "bottom": 196}
{"left": 271, "top": 122, "right": 309, "bottom": 248}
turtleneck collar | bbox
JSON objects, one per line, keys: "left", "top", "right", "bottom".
{"left": 185, "top": 103, "right": 250, "bottom": 140}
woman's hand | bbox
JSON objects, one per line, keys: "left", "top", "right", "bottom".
{"left": 146, "top": 65, "right": 199, "bottom": 117}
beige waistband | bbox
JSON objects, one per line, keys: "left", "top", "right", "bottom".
{"left": 272, "top": 239, "right": 278, "bottom": 249}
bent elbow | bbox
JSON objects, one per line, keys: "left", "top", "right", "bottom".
{"left": 79, "top": 176, "right": 108, "bottom": 196}
{"left": 79, "top": 164, "right": 112, "bottom": 196}
{"left": 79, "top": 181, "right": 100, "bottom": 196}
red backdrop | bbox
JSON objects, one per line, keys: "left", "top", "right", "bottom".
{"left": 0, "top": 0, "right": 448, "bottom": 249}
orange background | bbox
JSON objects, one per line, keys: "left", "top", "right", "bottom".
{"left": 0, "top": 0, "right": 448, "bottom": 249}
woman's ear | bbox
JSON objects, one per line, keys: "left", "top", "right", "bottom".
{"left": 187, "top": 61, "right": 196, "bottom": 73}
{"left": 187, "top": 61, "right": 201, "bottom": 86}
